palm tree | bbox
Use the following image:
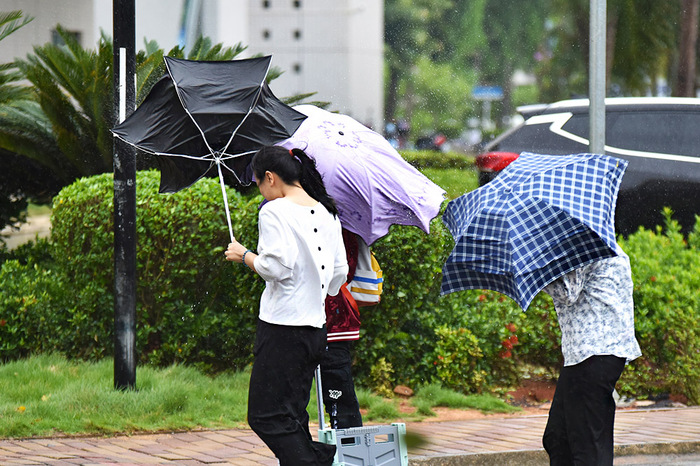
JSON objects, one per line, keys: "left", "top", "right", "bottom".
{"left": 0, "top": 27, "right": 248, "bottom": 232}
{"left": 4, "top": 27, "right": 249, "bottom": 184}
{"left": 0, "top": 10, "right": 35, "bottom": 231}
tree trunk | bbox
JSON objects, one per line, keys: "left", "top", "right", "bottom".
{"left": 384, "top": 66, "right": 400, "bottom": 123}
{"left": 606, "top": 10, "right": 619, "bottom": 89}
{"left": 675, "top": 0, "right": 699, "bottom": 96}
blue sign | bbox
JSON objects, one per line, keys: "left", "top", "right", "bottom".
{"left": 472, "top": 86, "right": 504, "bottom": 101}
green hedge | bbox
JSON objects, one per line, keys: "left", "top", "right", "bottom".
{"left": 616, "top": 211, "right": 700, "bottom": 404}
{"left": 399, "top": 150, "right": 474, "bottom": 170}
{"left": 1, "top": 171, "right": 264, "bottom": 372}
{"left": 1, "top": 172, "right": 698, "bottom": 404}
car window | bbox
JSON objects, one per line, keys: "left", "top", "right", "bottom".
{"left": 561, "top": 111, "right": 700, "bottom": 157}
{"left": 494, "top": 123, "right": 583, "bottom": 154}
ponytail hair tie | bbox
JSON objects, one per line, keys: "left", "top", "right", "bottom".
{"left": 289, "top": 149, "right": 294, "bottom": 156}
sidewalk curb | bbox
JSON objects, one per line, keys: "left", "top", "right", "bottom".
{"left": 410, "top": 449, "right": 547, "bottom": 466}
{"left": 615, "top": 441, "right": 700, "bottom": 457}
{"left": 409, "top": 441, "right": 700, "bottom": 465}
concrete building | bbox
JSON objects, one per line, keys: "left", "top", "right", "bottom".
{"left": 1, "top": 0, "right": 384, "bottom": 129}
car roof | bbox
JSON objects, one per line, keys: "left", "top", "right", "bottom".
{"left": 516, "top": 97, "right": 700, "bottom": 118}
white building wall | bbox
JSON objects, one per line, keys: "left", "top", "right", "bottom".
{"left": 246, "top": 0, "right": 383, "bottom": 128}
{"left": 200, "top": 0, "right": 249, "bottom": 52}
{"left": 347, "top": 0, "right": 384, "bottom": 129}
{"left": 0, "top": 0, "right": 96, "bottom": 64}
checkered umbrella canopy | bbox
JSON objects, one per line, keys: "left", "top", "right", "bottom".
{"left": 441, "top": 152, "right": 627, "bottom": 310}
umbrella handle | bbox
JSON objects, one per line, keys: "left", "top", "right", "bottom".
{"left": 217, "top": 163, "right": 236, "bottom": 244}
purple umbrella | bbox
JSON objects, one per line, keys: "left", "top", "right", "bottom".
{"left": 276, "top": 105, "right": 446, "bottom": 245}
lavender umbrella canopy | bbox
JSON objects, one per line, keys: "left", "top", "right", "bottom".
{"left": 276, "top": 105, "right": 446, "bottom": 245}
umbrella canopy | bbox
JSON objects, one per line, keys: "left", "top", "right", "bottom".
{"left": 441, "top": 152, "right": 627, "bottom": 310}
{"left": 275, "top": 105, "right": 446, "bottom": 245}
{"left": 112, "top": 55, "right": 306, "bottom": 193}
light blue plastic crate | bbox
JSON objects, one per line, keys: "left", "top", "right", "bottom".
{"left": 319, "top": 423, "right": 408, "bottom": 466}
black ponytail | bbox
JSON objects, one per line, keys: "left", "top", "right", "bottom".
{"left": 251, "top": 146, "right": 339, "bottom": 217}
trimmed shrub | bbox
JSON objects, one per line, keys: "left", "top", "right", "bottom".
{"left": 430, "top": 326, "right": 488, "bottom": 393}
{"left": 42, "top": 170, "right": 263, "bottom": 371}
{"left": 616, "top": 211, "right": 700, "bottom": 404}
{"left": 355, "top": 215, "right": 556, "bottom": 393}
{"left": 0, "top": 260, "right": 64, "bottom": 360}
{"left": 399, "top": 150, "right": 474, "bottom": 170}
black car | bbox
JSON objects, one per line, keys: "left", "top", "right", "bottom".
{"left": 476, "top": 97, "right": 700, "bottom": 235}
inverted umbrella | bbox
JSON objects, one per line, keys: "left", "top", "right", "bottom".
{"left": 441, "top": 152, "right": 627, "bottom": 310}
{"left": 275, "top": 105, "right": 446, "bottom": 245}
{"left": 112, "top": 55, "right": 307, "bottom": 241}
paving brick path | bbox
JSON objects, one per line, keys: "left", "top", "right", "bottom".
{"left": 0, "top": 407, "right": 698, "bottom": 465}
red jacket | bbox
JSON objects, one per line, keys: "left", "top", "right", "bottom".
{"left": 325, "top": 229, "right": 361, "bottom": 342}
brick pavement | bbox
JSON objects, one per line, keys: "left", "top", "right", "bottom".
{"left": 0, "top": 407, "right": 698, "bottom": 465}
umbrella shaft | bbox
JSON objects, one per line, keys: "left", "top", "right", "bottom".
{"left": 217, "top": 163, "right": 235, "bottom": 243}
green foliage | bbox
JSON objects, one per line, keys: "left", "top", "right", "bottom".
{"left": 0, "top": 11, "right": 32, "bottom": 44}
{"left": 616, "top": 211, "right": 700, "bottom": 404}
{"left": 421, "top": 168, "right": 479, "bottom": 200}
{"left": 361, "top": 397, "right": 401, "bottom": 422}
{"left": 430, "top": 326, "right": 488, "bottom": 393}
{"left": 412, "top": 383, "right": 517, "bottom": 413}
{"left": 385, "top": 0, "right": 551, "bottom": 135}
{"left": 511, "top": 84, "right": 540, "bottom": 108}
{"left": 399, "top": 57, "right": 478, "bottom": 138}
{"left": 0, "top": 171, "right": 263, "bottom": 371}
{"left": 399, "top": 150, "right": 474, "bottom": 170}
{"left": 538, "top": 1, "right": 680, "bottom": 101}
{"left": 0, "top": 260, "right": 63, "bottom": 360}
{"left": 355, "top": 216, "right": 450, "bottom": 389}
{"left": 354, "top": 212, "right": 543, "bottom": 393}
{"left": 366, "top": 357, "right": 395, "bottom": 398}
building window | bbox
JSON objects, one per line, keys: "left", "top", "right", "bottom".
{"left": 293, "top": 0, "right": 301, "bottom": 8}
{"left": 262, "top": 0, "right": 270, "bottom": 8}
{"left": 51, "top": 29, "right": 82, "bottom": 47}
{"left": 262, "top": 29, "right": 271, "bottom": 40}
{"left": 293, "top": 29, "right": 302, "bottom": 40}
{"left": 293, "top": 63, "right": 302, "bottom": 74}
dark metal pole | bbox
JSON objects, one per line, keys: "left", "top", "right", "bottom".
{"left": 113, "top": 0, "right": 137, "bottom": 390}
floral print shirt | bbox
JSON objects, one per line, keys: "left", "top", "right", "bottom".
{"left": 544, "top": 249, "right": 642, "bottom": 366}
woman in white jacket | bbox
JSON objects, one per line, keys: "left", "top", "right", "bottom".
{"left": 225, "top": 145, "right": 348, "bottom": 466}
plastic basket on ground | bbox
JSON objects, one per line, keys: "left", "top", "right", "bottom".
{"left": 314, "top": 366, "right": 408, "bottom": 466}
{"left": 319, "top": 423, "right": 408, "bottom": 466}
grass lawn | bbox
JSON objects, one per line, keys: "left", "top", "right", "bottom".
{"left": 0, "top": 354, "right": 516, "bottom": 439}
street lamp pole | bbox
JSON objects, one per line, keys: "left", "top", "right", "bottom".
{"left": 589, "top": 0, "right": 606, "bottom": 154}
{"left": 113, "top": 0, "right": 137, "bottom": 390}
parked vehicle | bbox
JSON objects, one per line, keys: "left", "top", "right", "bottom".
{"left": 415, "top": 133, "right": 448, "bottom": 151}
{"left": 476, "top": 97, "right": 700, "bottom": 235}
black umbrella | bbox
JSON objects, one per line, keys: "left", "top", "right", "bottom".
{"left": 112, "top": 55, "right": 306, "bottom": 240}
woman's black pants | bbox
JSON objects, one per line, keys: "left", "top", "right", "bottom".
{"left": 543, "top": 355, "right": 626, "bottom": 466}
{"left": 247, "top": 319, "right": 336, "bottom": 466}
{"left": 320, "top": 340, "right": 363, "bottom": 429}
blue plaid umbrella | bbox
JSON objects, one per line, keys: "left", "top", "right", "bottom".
{"left": 441, "top": 152, "right": 627, "bottom": 310}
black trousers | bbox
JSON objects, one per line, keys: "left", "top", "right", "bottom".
{"left": 247, "top": 319, "right": 336, "bottom": 466}
{"left": 320, "top": 341, "right": 363, "bottom": 429}
{"left": 543, "top": 355, "right": 626, "bottom": 466}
